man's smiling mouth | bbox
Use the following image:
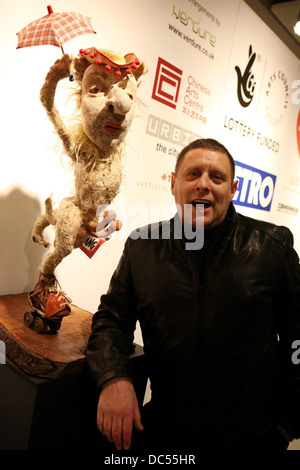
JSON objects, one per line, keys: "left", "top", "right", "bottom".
{"left": 192, "top": 200, "right": 211, "bottom": 209}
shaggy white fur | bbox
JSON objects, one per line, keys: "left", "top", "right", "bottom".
{"left": 32, "top": 50, "right": 146, "bottom": 276}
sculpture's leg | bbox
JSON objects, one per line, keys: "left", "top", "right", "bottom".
{"left": 28, "top": 203, "right": 83, "bottom": 327}
{"left": 41, "top": 201, "right": 83, "bottom": 276}
{"left": 32, "top": 214, "right": 51, "bottom": 248}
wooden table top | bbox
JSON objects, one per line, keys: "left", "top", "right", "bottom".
{"left": 0, "top": 292, "right": 93, "bottom": 379}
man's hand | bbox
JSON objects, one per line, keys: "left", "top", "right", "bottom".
{"left": 97, "top": 378, "right": 143, "bottom": 450}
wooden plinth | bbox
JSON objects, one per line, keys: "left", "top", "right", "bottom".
{"left": 0, "top": 292, "right": 93, "bottom": 379}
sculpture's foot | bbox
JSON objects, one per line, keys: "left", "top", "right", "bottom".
{"left": 28, "top": 273, "right": 71, "bottom": 324}
{"left": 24, "top": 310, "right": 62, "bottom": 334}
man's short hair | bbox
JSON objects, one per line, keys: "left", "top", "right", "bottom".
{"left": 175, "top": 138, "right": 236, "bottom": 183}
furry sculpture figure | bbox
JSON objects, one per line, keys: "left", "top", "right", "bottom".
{"left": 27, "top": 48, "right": 146, "bottom": 332}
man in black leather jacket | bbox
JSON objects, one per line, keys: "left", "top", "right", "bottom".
{"left": 86, "top": 138, "right": 300, "bottom": 452}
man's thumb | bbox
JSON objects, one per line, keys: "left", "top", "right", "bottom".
{"left": 133, "top": 410, "right": 144, "bottom": 432}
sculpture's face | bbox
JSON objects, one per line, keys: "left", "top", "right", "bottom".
{"left": 80, "top": 64, "right": 138, "bottom": 152}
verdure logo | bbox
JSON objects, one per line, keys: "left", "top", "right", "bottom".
{"left": 172, "top": 4, "right": 216, "bottom": 47}
{"left": 152, "top": 57, "right": 183, "bottom": 109}
{"left": 235, "top": 45, "right": 256, "bottom": 107}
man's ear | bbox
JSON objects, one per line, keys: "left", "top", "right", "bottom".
{"left": 171, "top": 172, "right": 176, "bottom": 195}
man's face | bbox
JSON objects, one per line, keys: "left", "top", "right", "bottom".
{"left": 80, "top": 64, "right": 138, "bottom": 152}
{"left": 171, "top": 148, "right": 238, "bottom": 230}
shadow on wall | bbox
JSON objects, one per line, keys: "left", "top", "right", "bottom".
{"left": 0, "top": 187, "right": 48, "bottom": 295}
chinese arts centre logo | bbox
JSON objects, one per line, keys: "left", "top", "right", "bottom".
{"left": 152, "top": 57, "right": 183, "bottom": 109}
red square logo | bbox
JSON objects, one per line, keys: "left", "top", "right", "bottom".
{"left": 152, "top": 58, "right": 182, "bottom": 109}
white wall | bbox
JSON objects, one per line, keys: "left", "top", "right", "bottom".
{"left": 2, "top": 0, "right": 300, "bottom": 307}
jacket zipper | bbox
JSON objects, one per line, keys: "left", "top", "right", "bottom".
{"left": 188, "top": 250, "right": 208, "bottom": 448}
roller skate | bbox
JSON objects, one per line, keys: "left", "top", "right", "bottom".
{"left": 25, "top": 273, "right": 71, "bottom": 333}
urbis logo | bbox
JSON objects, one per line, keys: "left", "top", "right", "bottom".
{"left": 152, "top": 57, "right": 183, "bottom": 109}
{"left": 233, "top": 161, "right": 276, "bottom": 212}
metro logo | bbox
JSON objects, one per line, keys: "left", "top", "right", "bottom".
{"left": 233, "top": 161, "right": 276, "bottom": 212}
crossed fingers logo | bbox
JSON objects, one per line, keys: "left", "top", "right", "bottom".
{"left": 235, "top": 45, "right": 256, "bottom": 108}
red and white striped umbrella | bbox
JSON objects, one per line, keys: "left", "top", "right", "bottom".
{"left": 16, "top": 5, "right": 96, "bottom": 53}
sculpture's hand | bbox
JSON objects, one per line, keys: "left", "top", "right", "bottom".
{"left": 90, "top": 210, "right": 122, "bottom": 239}
{"left": 75, "top": 211, "right": 122, "bottom": 247}
{"left": 47, "top": 54, "right": 73, "bottom": 82}
{"left": 40, "top": 54, "right": 73, "bottom": 112}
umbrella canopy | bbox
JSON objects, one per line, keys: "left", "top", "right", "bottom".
{"left": 16, "top": 5, "right": 96, "bottom": 50}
